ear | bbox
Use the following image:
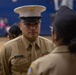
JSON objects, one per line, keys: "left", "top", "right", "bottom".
{"left": 18, "top": 22, "right": 21, "bottom": 27}
{"left": 53, "top": 32, "right": 57, "bottom": 40}
{"left": 51, "top": 30, "right": 57, "bottom": 43}
{"left": 18, "top": 22, "right": 22, "bottom": 30}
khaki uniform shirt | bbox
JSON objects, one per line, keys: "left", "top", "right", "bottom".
{"left": 0, "top": 61, "right": 2, "bottom": 75}
{"left": 27, "top": 46, "right": 76, "bottom": 75}
{"left": 0, "top": 35, "right": 54, "bottom": 75}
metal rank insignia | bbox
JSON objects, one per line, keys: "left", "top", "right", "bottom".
{"left": 41, "top": 52, "right": 49, "bottom": 56}
{"left": 30, "top": 7, "right": 35, "bottom": 11}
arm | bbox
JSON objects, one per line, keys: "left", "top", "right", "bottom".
{"left": 27, "top": 63, "right": 37, "bottom": 75}
{"left": 0, "top": 47, "right": 10, "bottom": 75}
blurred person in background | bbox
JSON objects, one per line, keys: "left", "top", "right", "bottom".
{"left": 0, "top": 17, "right": 6, "bottom": 29}
{"left": 7, "top": 23, "right": 22, "bottom": 40}
{"left": 0, "top": 17, "right": 7, "bottom": 36}
{"left": 27, "top": 6, "right": 76, "bottom": 75}
{"left": 0, "top": 5, "right": 55, "bottom": 75}
{"left": 54, "top": 0, "right": 73, "bottom": 11}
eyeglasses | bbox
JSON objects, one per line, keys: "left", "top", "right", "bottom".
{"left": 24, "top": 21, "right": 41, "bottom": 25}
{"left": 50, "top": 26, "right": 53, "bottom": 32}
{"left": 21, "top": 19, "right": 42, "bottom": 25}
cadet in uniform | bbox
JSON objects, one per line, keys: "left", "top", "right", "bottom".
{"left": 8, "top": 23, "right": 22, "bottom": 40}
{"left": 27, "top": 6, "right": 76, "bottom": 75}
{"left": 0, "top": 5, "right": 55, "bottom": 75}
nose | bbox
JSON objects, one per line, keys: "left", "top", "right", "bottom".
{"left": 30, "top": 25, "right": 36, "bottom": 29}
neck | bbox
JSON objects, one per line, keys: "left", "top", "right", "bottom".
{"left": 54, "top": 40, "right": 62, "bottom": 47}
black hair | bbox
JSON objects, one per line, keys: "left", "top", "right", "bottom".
{"left": 53, "top": 25, "right": 76, "bottom": 54}
{"left": 9, "top": 23, "right": 22, "bottom": 37}
{"left": 68, "top": 38, "right": 76, "bottom": 53}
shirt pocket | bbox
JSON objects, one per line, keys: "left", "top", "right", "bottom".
{"left": 11, "top": 55, "right": 30, "bottom": 73}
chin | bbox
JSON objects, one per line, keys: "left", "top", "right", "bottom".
{"left": 30, "top": 38, "right": 36, "bottom": 42}
{"left": 32, "top": 36, "right": 37, "bottom": 39}
{"left": 30, "top": 36, "right": 37, "bottom": 41}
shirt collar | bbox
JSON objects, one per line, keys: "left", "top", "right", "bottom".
{"left": 21, "top": 35, "right": 40, "bottom": 50}
{"left": 35, "top": 36, "right": 40, "bottom": 48}
{"left": 21, "top": 35, "right": 31, "bottom": 49}
{"left": 52, "top": 45, "right": 69, "bottom": 53}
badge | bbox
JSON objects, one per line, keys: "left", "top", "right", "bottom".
{"left": 41, "top": 52, "right": 49, "bottom": 56}
{"left": 30, "top": 7, "right": 35, "bottom": 11}
{"left": 28, "top": 67, "right": 32, "bottom": 75}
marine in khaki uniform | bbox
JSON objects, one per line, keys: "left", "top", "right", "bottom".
{"left": 27, "top": 6, "right": 76, "bottom": 75}
{"left": 0, "top": 5, "right": 55, "bottom": 75}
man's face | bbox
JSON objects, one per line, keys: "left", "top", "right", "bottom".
{"left": 19, "top": 21, "right": 41, "bottom": 42}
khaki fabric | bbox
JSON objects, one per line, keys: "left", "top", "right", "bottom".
{"left": 0, "top": 35, "right": 55, "bottom": 75}
{"left": 27, "top": 46, "right": 76, "bottom": 75}
{"left": 31, "top": 42, "right": 38, "bottom": 61}
{"left": 0, "top": 61, "right": 2, "bottom": 75}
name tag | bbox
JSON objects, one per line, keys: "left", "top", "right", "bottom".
{"left": 14, "top": 55, "right": 24, "bottom": 58}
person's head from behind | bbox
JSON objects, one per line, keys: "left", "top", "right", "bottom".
{"left": 51, "top": 6, "right": 76, "bottom": 53}
{"left": 14, "top": 5, "right": 46, "bottom": 42}
{"left": 8, "top": 23, "right": 22, "bottom": 40}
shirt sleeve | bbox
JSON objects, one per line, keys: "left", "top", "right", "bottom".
{"left": 0, "top": 61, "right": 2, "bottom": 75}
{"left": 27, "top": 63, "right": 37, "bottom": 75}
{"left": 0, "top": 46, "right": 10, "bottom": 75}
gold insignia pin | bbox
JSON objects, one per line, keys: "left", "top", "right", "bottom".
{"left": 30, "top": 7, "right": 35, "bottom": 11}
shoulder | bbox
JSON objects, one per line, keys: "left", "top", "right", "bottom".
{"left": 38, "top": 36, "right": 52, "bottom": 43}
{"left": 33, "top": 54, "right": 53, "bottom": 66}
{"left": 0, "top": 36, "right": 22, "bottom": 55}
{"left": 39, "top": 36, "right": 55, "bottom": 51}
{"left": 4, "top": 36, "right": 22, "bottom": 47}
{"left": 29, "top": 54, "right": 55, "bottom": 75}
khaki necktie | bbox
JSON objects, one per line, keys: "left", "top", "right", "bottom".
{"left": 31, "top": 42, "right": 38, "bottom": 62}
